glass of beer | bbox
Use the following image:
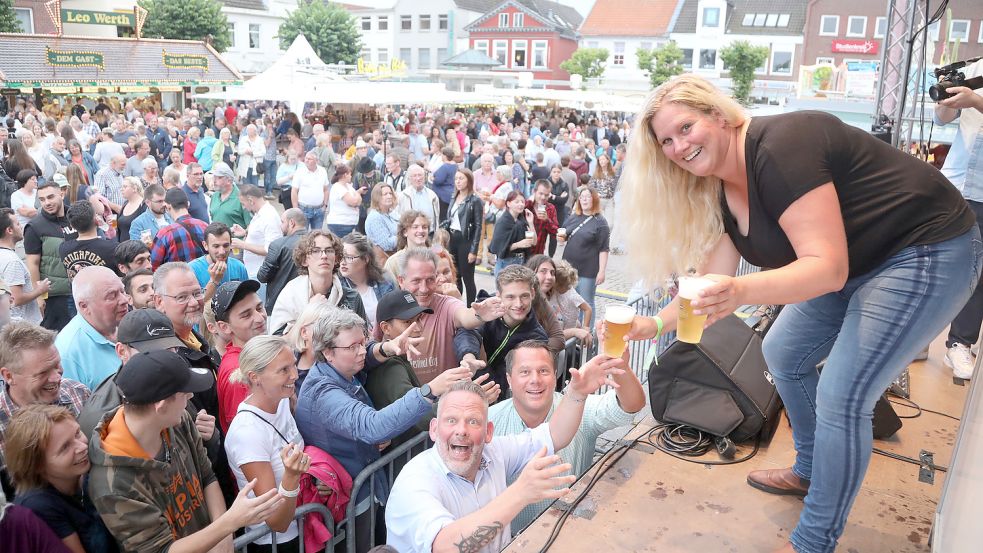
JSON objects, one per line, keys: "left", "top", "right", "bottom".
{"left": 602, "top": 304, "right": 636, "bottom": 358}
{"left": 677, "top": 276, "right": 714, "bottom": 344}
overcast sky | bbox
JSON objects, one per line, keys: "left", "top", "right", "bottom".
{"left": 341, "top": 0, "right": 597, "bottom": 18}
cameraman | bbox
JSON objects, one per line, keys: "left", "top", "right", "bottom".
{"left": 935, "top": 58, "right": 983, "bottom": 380}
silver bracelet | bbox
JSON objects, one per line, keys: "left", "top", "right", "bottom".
{"left": 278, "top": 483, "right": 300, "bottom": 498}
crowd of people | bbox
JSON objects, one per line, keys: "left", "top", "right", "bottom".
{"left": 0, "top": 93, "right": 645, "bottom": 553}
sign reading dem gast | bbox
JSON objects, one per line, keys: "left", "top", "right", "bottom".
{"left": 45, "top": 47, "right": 105, "bottom": 69}
{"left": 61, "top": 9, "right": 135, "bottom": 27}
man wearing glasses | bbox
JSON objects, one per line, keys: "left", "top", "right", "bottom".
{"left": 153, "top": 262, "right": 210, "bottom": 355}
{"left": 183, "top": 162, "right": 210, "bottom": 223}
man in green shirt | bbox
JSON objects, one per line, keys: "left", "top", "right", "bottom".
{"left": 488, "top": 339, "right": 646, "bottom": 533}
{"left": 207, "top": 162, "right": 252, "bottom": 230}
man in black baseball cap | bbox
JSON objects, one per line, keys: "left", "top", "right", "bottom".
{"left": 87, "top": 349, "right": 280, "bottom": 553}
{"left": 212, "top": 279, "right": 268, "bottom": 433}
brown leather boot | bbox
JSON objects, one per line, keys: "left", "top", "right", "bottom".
{"left": 747, "top": 467, "right": 810, "bottom": 497}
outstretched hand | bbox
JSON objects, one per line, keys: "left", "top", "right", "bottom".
{"left": 513, "top": 447, "right": 575, "bottom": 506}
{"left": 568, "top": 354, "right": 627, "bottom": 397}
{"left": 385, "top": 321, "right": 424, "bottom": 357}
{"left": 472, "top": 296, "right": 505, "bottom": 322}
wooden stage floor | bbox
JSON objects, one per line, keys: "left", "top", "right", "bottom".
{"left": 505, "top": 338, "right": 968, "bottom": 553}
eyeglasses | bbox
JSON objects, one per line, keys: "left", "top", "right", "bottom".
{"left": 190, "top": 172, "right": 204, "bottom": 177}
{"left": 341, "top": 255, "right": 361, "bottom": 263}
{"left": 160, "top": 289, "right": 205, "bottom": 304}
{"left": 309, "top": 247, "right": 335, "bottom": 258}
{"left": 330, "top": 341, "right": 367, "bottom": 354}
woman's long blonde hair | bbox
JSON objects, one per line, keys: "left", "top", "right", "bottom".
{"left": 620, "top": 74, "right": 746, "bottom": 288}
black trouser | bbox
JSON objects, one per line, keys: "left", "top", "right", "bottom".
{"left": 948, "top": 199, "right": 983, "bottom": 348}
{"left": 41, "top": 294, "right": 74, "bottom": 332}
{"left": 449, "top": 229, "right": 477, "bottom": 306}
{"left": 438, "top": 200, "right": 449, "bottom": 225}
{"left": 247, "top": 537, "right": 299, "bottom": 553}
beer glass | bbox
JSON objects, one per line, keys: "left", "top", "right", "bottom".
{"left": 677, "top": 276, "right": 714, "bottom": 344}
{"left": 602, "top": 304, "right": 636, "bottom": 358}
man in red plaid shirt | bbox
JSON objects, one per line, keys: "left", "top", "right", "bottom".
{"left": 150, "top": 188, "right": 208, "bottom": 269}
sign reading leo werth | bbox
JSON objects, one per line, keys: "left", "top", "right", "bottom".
{"left": 45, "top": 47, "right": 105, "bottom": 69}
{"left": 163, "top": 50, "right": 209, "bottom": 70}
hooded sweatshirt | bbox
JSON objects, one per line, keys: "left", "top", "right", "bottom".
{"left": 87, "top": 407, "right": 217, "bottom": 553}
{"left": 194, "top": 136, "right": 218, "bottom": 172}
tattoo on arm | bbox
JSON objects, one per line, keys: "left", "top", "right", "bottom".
{"left": 455, "top": 522, "right": 504, "bottom": 553}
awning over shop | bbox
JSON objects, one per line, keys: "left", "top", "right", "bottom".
{"left": 0, "top": 33, "right": 242, "bottom": 89}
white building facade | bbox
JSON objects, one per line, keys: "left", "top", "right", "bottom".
{"left": 222, "top": 0, "right": 300, "bottom": 76}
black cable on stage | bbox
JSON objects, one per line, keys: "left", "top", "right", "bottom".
{"left": 872, "top": 447, "right": 948, "bottom": 473}
{"left": 887, "top": 396, "right": 960, "bottom": 421}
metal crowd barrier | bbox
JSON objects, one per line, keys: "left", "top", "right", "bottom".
{"left": 233, "top": 502, "right": 340, "bottom": 552}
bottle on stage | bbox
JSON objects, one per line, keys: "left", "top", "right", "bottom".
{"left": 677, "top": 276, "right": 714, "bottom": 344}
{"left": 602, "top": 304, "right": 636, "bottom": 358}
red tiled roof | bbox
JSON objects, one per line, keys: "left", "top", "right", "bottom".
{"left": 580, "top": 0, "right": 680, "bottom": 37}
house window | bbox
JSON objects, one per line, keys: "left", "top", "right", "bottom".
{"left": 699, "top": 49, "right": 716, "bottom": 69}
{"left": 816, "top": 56, "right": 834, "bottom": 65}
{"left": 438, "top": 14, "right": 448, "bottom": 30}
{"left": 753, "top": 13, "right": 766, "bottom": 26}
{"left": 228, "top": 22, "right": 235, "bottom": 48}
{"left": 12, "top": 7, "right": 32, "bottom": 32}
{"left": 640, "top": 41, "right": 652, "bottom": 51}
{"left": 702, "top": 7, "right": 720, "bottom": 28}
{"left": 360, "top": 48, "right": 370, "bottom": 61}
{"left": 742, "top": 14, "right": 754, "bottom": 26}
{"left": 499, "top": 13, "right": 508, "bottom": 27}
{"left": 586, "top": 41, "right": 599, "bottom": 48}
{"left": 532, "top": 40, "right": 548, "bottom": 68}
{"left": 248, "top": 24, "right": 260, "bottom": 49}
{"left": 949, "top": 20, "right": 970, "bottom": 42}
{"left": 378, "top": 48, "right": 389, "bottom": 64}
{"left": 514, "top": 13, "right": 524, "bottom": 27}
{"left": 765, "top": 14, "right": 779, "bottom": 27}
{"left": 979, "top": 21, "right": 983, "bottom": 43}
{"left": 777, "top": 14, "right": 789, "bottom": 26}
{"left": 419, "top": 48, "right": 431, "bottom": 69}
{"left": 819, "top": 15, "right": 839, "bottom": 36}
{"left": 874, "top": 16, "right": 887, "bottom": 38}
{"left": 419, "top": 14, "right": 431, "bottom": 31}
{"left": 361, "top": 16, "right": 371, "bottom": 31}
{"left": 493, "top": 40, "right": 508, "bottom": 65}
{"left": 474, "top": 39, "right": 489, "bottom": 54}
{"left": 612, "top": 41, "right": 625, "bottom": 65}
{"left": 928, "top": 20, "right": 940, "bottom": 41}
{"left": 378, "top": 16, "right": 389, "bottom": 30}
{"left": 771, "top": 51, "right": 793, "bottom": 74}
{"left": 680, "top": 48, "right": 693, "bottom": 69}
{"left": 401, "top": 15, "right": 412, "bottom": 31}
{"left": 846, "top": 16, "right": 867, "bottom": 37}
{"left": 400, "top": 48, "right": 411, "bottom": 65}
{"left": 438, "top": 48, "right": 448, "bottom": 64}
{"left": 513, "top": 40, "right": 527, "bottom": 68}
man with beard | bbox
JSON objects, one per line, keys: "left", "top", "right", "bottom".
{"left": 122, "top": 269, "right": 155, "bottom": 309}
{"left": 385, "top": 353, "right": 627, "bottom": 553}
{"left": 127, "top": 184, "right": 173, "bottom": 242}
{"left": 153, "top": 262, "right": 211, "bottom": 357}
{"left": 188, "top": 222, "right": 248, "bottom": 303}
{"left": 24, "top": 180, "right": 76, "bottom": 331}
{"left": 54, "top": 266, "right": 129, "bottom": 390}
{"left": 212, "top": 279, "right": 268, "bottom": 433}
{"left": 114, "top": 240, "right": 152, "bottom": 275}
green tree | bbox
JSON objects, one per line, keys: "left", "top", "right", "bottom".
{"left": 636, "top": 41, "right": 685, "bottom": 88}
{"left": 0, "top": 0, "right": 22, "bottom": 33}
{"left": 138, "top": 0, "right": 230, "bottom": 52}
{"left": 719, "top": 41, "right": 769, "bottom": 104}
{"left": 559, "top": 48, "right": 609, "bottom": 89}
{"left": 279, "top": 1, "right": 362, "bottom": 65}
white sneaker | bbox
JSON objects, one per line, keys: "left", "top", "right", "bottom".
{"left": 944, "top": 344, "right": 975, "bottom": 380}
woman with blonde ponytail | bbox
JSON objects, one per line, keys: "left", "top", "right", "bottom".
{"left": 617, "top": 74, "right": 979, "bottom": 553}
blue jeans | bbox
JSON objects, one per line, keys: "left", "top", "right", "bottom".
{"left": 327, "top": 223, "right": 356, "bottom": 238}
{"left": 300, "top": 204, "right": 324, "bottom": 232}
{"left": 575, "top": 276, "right": 597, "bottom": 326}
{"left": 494, "top": 255, "right": 524, "bottom": 276}
{"left": 761, "top": 227, "right": 982, "bottom": 553}
{"left": 243, "top": 167, "right": 259, "bottom": 186}
{"left": 262, "top": 159, "right": 277, "bottom": 194}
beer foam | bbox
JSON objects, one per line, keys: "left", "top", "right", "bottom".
{"left": 605, "top": 304, "right": 636, "bottom": 324}
{"left": 678, "top": 276, "right": 715, "bottom": 299}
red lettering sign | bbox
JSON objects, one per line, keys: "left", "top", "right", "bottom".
{"left": 831, "top": 39, "right": 879, "bottom": 55}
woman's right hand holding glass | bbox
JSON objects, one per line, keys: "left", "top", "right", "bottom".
{"left": 280, "top": 443, "right": 310, "bottom": 479}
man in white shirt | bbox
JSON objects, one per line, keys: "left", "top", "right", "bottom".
{"left": 397, "top": 165, "right": 439, "bottom": 233}
{"left": 232, "top": 185, "right": 283, "bottom": 301}
{"left": 0, "top": 208, "right": 46, "bottom": 323}
{"left": 386, "top": 354, "right": 627, "bottom": 553}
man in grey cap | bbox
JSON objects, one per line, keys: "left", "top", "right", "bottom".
{"left": 208, "top": 161, "right": 252, "bottom": 230}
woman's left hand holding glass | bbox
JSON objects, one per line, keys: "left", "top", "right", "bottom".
{"left": 690, "top": 274, "right": 743, "bottom": 326}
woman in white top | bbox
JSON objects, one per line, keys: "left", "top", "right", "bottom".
{"left": 225, "top": 335, "right": 310, "bottom": 553}
{"left": 11, "top": 169, "right": 38, "bottom": 226}
{"left": 325, "top": 164, "right": 363, "bottom": 238}
{"left": 291, "top": 150, "right": 329, "bottom": 231}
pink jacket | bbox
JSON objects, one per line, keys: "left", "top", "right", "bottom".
{"left": 298, "top": 445, "right": 353, "bottom": 553}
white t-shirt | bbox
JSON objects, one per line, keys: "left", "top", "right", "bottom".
{"left": 10, "top": 188, "right": 37, "bottom": 226}
{"left": 244, "top": 202, "right": 284, "bottom": 278}
{"left": 224, "top": 398, "right": 305, "bottom": 545}
{"left": 0, "top": 247, "right": 41, "bottom": 324}
{"left": 356, "top": 285, "right": 379, "bottom": 332}
{"left": 291, "top": 164, "right": 328, "bottom": 207}
{"left": 325, "top": 182, "right": 359, "bottom": 225}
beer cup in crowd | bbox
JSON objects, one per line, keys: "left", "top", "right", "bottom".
{"left": 140, "top": 229, "right": 153, "bottom": 247}
{"left": 525, "top": 230, "right": 535, "bottom": 241}
{"left": 557, "top": 227, "right": 567, "bottom": 240}
{"left": 537, "top": 204, "right": 546, "bottom": 216}
{"left": 602, "top": 304, "right": 636, "bottom": 358}
{"left": 677, "top": 276, "right": 714, "bottom": 344}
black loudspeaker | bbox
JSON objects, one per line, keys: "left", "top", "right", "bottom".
{"left": 648, "top": 314, "right": 783, "bottom": 443}
{"left": 872, "top": 395, "right": 903, "bottom": 440}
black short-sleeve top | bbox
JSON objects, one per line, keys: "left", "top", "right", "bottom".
{"left": 722, "top": 111, "right": 974, "bottom": 278}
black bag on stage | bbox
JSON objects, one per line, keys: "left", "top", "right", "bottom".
{"left": 648, "top": 313, "right": 783, "bottom": 443}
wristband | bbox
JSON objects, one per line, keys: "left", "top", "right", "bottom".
{"left": 644, "top": 315, "right": 664, "bottom": 368}
{"left": 278, "top": 483, "right": 300, "bottom": 498}
{"left": 652, "top": 315, "right": 664, "bottom": 341}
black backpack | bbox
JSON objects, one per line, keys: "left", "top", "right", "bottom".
{"left": 0, "top": 164, "right": 16, "bottom": 209}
